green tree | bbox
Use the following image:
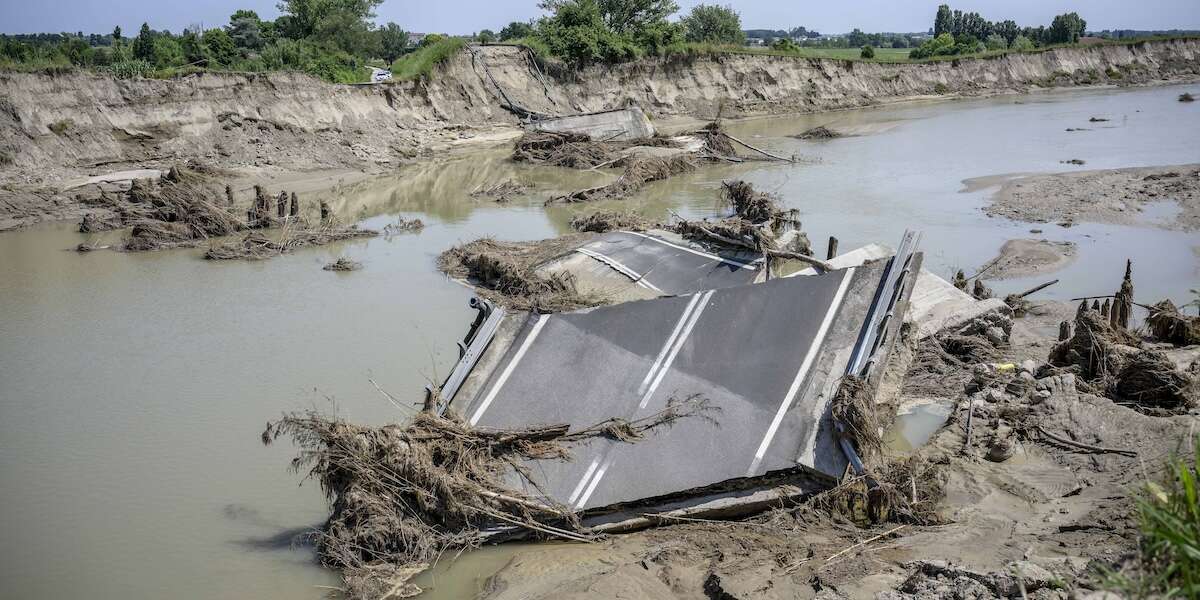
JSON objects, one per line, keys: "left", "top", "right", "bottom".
{"left": 379, "top": 22, "right": 407, "bottom": 62}
{"left": 536, "top": 0, "right": 637, "bottom": 68}
{"left": 276, "top": 0, "right": 384, "bottom": 40}
{"left": 860, "top": 45, "right": 875, "bottom": 59}
{"left": 499, "top": 21, "right": 534, "bottom": 40}
{"left": 203, "top": 28, "right": 237, "bottom": 65}
{"left": 151, "top": 36, "right": 184, "bottom": 68}
{"left": 132, "top": 23, "right": 155, "bottom": 60}
{"left": 984, "top": 34, "right": 1007, "bottom": 50}
{"left": 112, "top": 26, "right": 122, "bottom": 41}
{"left": 681, "top": 4, "right": 744, "bottom": 45}
{"left": 229, "top": 11, "right": 264, "bottom": 50}
{"left": 59, "top": 38, "right": 93, "bottom": 65}
{"left": 181, "top": 30, "right": 206, "bottom": 64}
{"left": 597, "top": 0, "right": 678, "bottom": 35}
{"left": 477, "top": 29, "right": 496, "bottom": 43}
{"left": 933, "top": 4, "right": 951, "bottom": 37}
{"left": 1009, "top": 35, "right": 1035, "bottom": 51}
{"left": 1047, "top": 12, "right": 1086, "bottom": 44}
{"left": 994, "top": 19, "right": 1018, "bottom": 45}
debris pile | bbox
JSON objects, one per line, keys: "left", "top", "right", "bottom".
{"left": 1146, "top": 299, "right": 1200, "bottom": 346}
{"left": 204, "top": 225, "right": 378, "bottom": 261}
{"left": 675, "top": 180, "right": 810, "bottom": 257}
{"left": 551, "top": 155, "right": 696, "bottom": 203}
{"left": 324, "top": 258, "right": 363, "bottom": 272}
{"left": 469, "top": 180, "right": 529, "bottom": 203}
{"left": 568, "top": 210, "right": 661, "bottom": 233}
{"left": 113, "top": 168, "right": 247, "bottom": 252}
{"left": 382, "top": 217, "right": 425, "bottom": 235}
{"left": 263, "top": 397, "right": 715, "bottom": 598}
{"left": 793, "top": 125, "right": 842, "bottom": 140}
{"left": 512, "top": 131, "right": 675, "bottom": 170}
{"left": 437, "top": 237, "right": 601, "bottom": 312}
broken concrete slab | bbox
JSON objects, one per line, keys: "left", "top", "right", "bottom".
{"left": 530, "top": 106, "right": 655, "bottom": 142}
{"left": 789, "top": 243, "right": 1008, "bottom": 339}
{"left": 538, "top": 230, "right": 762, "bottom": 302}
{"left": 438, "top": 234, "right": 922, "bottom": 521}
{"left": 61, "top": 169, "right": 163, "bottom": 192}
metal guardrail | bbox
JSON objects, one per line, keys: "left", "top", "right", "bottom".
{"left": 431, "top": 297, "right": 505, "bottom": 415}
{"left": 837, "top": 230, "right": 922, "bottom": 477}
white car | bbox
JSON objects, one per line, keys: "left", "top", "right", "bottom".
{"left": 368, "top": 67, "right": 393, "bottom": 83}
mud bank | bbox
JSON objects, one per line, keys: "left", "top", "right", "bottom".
{"left": 979, "top": 239, "right": 1078, "bottom": 280}
{"left": 1, "top": 38, "right": 1198, "bottom": 229}
{"left": 982, "top": 164, "right": 1200, "bottom": 230}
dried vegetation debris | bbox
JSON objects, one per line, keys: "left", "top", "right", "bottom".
{"left": 793, "top": 125, "right": 842, "bottom": 140}
{"left": 204, "top": 225, "right": 378, "bottom": 261}
{"left": 551, "top": 154, "right": 696, "bottom": 203}
{"left": 469, "top": 180, "right": 529, "bottom": 203}
{"left": 263, "top": 396, "right": 717, "bottom": 598}
{"left": 324, "top": 257, "right": 362, "bottom": 271}
{"left": 568, "top": 210, "right": 661, "bottom": 233}
{"left": 437, "top": 236, "right": 602, "bottom": 312}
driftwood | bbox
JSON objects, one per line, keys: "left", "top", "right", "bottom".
{"left": 719, "top": 132, "right": 794, "bottom": 162}
{"left": 1036, "top": 426, "right": 1137, "bottom": 457}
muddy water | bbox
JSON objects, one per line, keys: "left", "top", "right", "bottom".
{"left": 1, "top": 84, "right": 1197, "bottom": 600}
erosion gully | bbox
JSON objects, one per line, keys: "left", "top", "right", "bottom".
{"left": 0, "top": 84, "right": 1196, "bottom": 599}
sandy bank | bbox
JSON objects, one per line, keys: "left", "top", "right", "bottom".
{"left": 1, "top": 38, "right": 1198, "bottom": 230}
{"left": 981, "top": 164, "right": 1200, "bottom": 230}
{"left": 978, "top": 238, "right": 1078, "bottom": 280}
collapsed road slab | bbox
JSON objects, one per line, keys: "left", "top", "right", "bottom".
{"left": 539, "top": 230, "right": 763, "bottom": 301}
{"left": 438, "top": 235, "right": 922, "bottom": 518}
{"left": 530, "top": 106, "right": 656, "bottom": 141}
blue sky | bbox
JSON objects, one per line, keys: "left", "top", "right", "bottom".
{"left": 3, "top": 0, "right": 1199, "bottom": 36}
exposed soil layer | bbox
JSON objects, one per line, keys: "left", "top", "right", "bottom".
{"left": 983, "top": 164, "right": 1200, "bottom": 230}
{"left": 2, "top": 39, "right": 1199, "bottom": 230}
{"left": 978, "top": 238, "right": 1078, "bottom": 280}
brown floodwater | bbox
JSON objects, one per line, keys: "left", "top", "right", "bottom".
{"left": 1, "top": 84, "right": 1197, "bottom": 599}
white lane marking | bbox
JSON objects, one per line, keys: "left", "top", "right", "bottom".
{"left": 575, "top": 456, "right": 612, "bottom": 508}
{"left": 468, "top": 315, "right": 549, "bottom": 426}
{"left": 638, "top": 293, "right": 702, "bottom": 395}
{"left": 626, "top": 231, "right": 759, "bottom": 271}
{"left": 639, "top": 290, "right": 713, "bottom": 410}
{"left": 568, "top": 293, "right": 702, "bottom": 507}
{"left": 747, "top": 267, "right": 856, "bottom": 475}
{"left": 575, "top": 247, "right": 664, "bottom": 293}
{"left": 568, "top": 457, "right": 601, "bottom": 504}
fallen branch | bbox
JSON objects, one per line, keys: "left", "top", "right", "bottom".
{"left": 824, "top": 525, "right": 907, "bottom": 563}
{"left": 1015, "top": 279, "right": 1059, "bottom": 299}
{"left": 719, "top": 132, "right": 794, "bottom": 162}
{"left": 768, "top": 249, "right": 833, "bottom": 273}
{"left": 1036, "top": 426, "right": 1137, "bottom": 457}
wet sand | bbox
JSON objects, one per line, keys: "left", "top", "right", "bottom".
{"left": 978, "top": 238, "right": 1078, "bottom": 280}
{"left": 979, "top": 164, "right": 1200, "bottom": 230}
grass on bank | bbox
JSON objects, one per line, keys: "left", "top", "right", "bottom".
{"left": 1106, "top": 438, "right": 1200, "bottom": 598}
{"left": 389, "top": 37, "right": 467, "bottom": 81}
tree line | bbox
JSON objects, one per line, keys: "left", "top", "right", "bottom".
{"left": 911, "top": 4, "right": 1086, "bottom": 59}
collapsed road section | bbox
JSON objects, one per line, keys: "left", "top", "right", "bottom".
{"left": 436, "top": 231, "right": 923, "bottom": 524}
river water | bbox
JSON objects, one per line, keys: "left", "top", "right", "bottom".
{"left": 1, "top": 84, "right": 1197, "bottom": 599}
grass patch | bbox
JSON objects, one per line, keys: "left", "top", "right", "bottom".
{"left": 48, "top": 119, "right": 74, "bottom": 134}
{"left": 1106, "top": 438, "right": 1200, "bottom": 597}
{"left": 0, "top": 150, "right": 11, "bottom": 166}
{"left": 390, "top": 37, "right": 467, "bottom": 81}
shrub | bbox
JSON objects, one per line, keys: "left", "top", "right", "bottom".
{"left": 933, "top": 82, "right": 949, "bottom": 94}
{"left": 48, "top": 119, "right": 74, "bottom": 134}
{"left": 770, "top": 38, "right": 800, "bottom": 52}
{"left": 860, "top": 45, "right": 875, "bottom": 59}
{"left": 681, "top": 4, "right": 744, "bottom": 46}
{"left": 1106, "top": 440, "right": 1200, "bottom": 596}
{"left": 1010, "top": 35, "right": 1035, "bottom": 51}
{"left": 105, "top": 59, "right": 153, "bottom": 79}
{"left": 984, "top": 34, "right": 1007, "bottom": 51}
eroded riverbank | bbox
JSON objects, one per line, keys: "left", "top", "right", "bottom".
{"left": 1, "top": 83, "right": 1199, "bottom": 600}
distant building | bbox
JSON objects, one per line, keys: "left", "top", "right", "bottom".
{"left": 406, "top": 32, "right": 426, "bottom": 47}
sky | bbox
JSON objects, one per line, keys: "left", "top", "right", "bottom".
{"left": 3, "top": 0, "right": 1199, "bottom": 36}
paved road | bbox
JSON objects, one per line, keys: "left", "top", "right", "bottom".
{"left": 458, "top": 263, "right": 884, "bottom": 510}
